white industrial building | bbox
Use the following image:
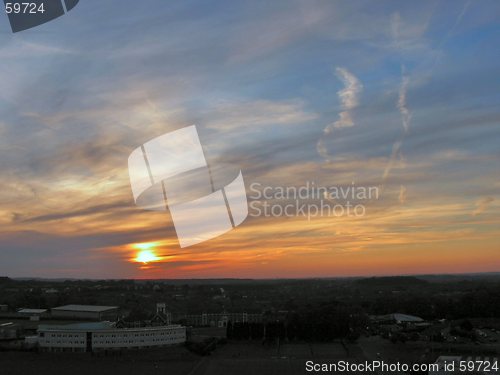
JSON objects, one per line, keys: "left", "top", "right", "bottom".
{"left": 38, "top": 321, "right": 186, "bottom": 352}
{"left": 51, "top": 305, "right": 118, "bottom": 321}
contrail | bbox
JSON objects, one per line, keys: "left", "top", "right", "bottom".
{"left": 317, "top": 67, "right": 363, "bottom": 161}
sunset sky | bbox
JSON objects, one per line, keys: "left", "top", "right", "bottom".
{"left": 0, "top": 0, "right": 499, "bottom": 279}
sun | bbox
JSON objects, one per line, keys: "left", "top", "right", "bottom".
{"left": 132, "top": 243, "right": 160, "bottom": 264}
{"left": 135, "top": 250, "right": 160, "bottom": 264}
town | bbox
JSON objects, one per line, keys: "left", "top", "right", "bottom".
{"left": 0, "top": 275, "right": 499, "bottom": 374}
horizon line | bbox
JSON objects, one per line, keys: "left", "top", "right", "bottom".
{"left": 5, "top": 271, "right": 500, "bottom": 282}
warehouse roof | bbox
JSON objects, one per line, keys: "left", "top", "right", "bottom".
{"left": 371, "top": 313, "right": 424, "bottom": 323}
{"left": 52, "top": 305, "right": 118, "bottom": 312}
{"left": 39, "top": 321, "right": 114, "bottom": 331}
{"left": 18, "top": 308, "right": 48, "bottom": 314}
{"left": 391, "top": 313, "right": 424, "bottom": 322}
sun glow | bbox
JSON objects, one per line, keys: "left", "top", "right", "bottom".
{"left": 135, "top": 250, "right": 160, "bottom": 264}
{"left": 133, "top": 243, "right": 161, "bottom": 264}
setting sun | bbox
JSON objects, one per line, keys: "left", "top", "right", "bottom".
{"left": 135, "top": 250, "right": 160, "bottom": 264}
{"left": 132, "top": 243, "right": 161, "bottom": 264}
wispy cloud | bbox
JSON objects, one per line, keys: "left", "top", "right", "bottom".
{"left": 380, "top": 12, "right": 415, "bottom": 192}
{"left": 317, "top": 67, "right": 363, "bottom": 162}
{"left": 472, "top": 197, "right": 494, "bottom": 216}
{"left": 399, "top": 185, "right": 407, "bottom": 204}
{"left": 330, "top": 67, "right": 363, "bottom": 130}
{"left": 382, "top": 140, "right": 403, "bottom": 181}
{"left": 0, "top": 1, "right": 499, "bottom": 278}
{"left": 205, "top": 99, "right": 317, "bottom": 131}
{"left": 398, "top": 73, "right": 411, "bottom": 133}
{"left": 316, "top": 139, "right": 329, "bottom": 161}
{"left": 430, "top": 1, "right": 472, "bottom": 69}
{"left": 382, "top": 67, "right": 412, "bottom": 185}
{"left": 0, "top": 40, "right": 76, "bottom": 59}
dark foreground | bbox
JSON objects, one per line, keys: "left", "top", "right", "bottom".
{"left": 4, "top": 337, "right": 496, "bottom": 375}
{"left": 1, "top": 341, "right": 358, "bottom": 375}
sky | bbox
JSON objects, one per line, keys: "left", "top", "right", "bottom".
{"left": 0, "top": 0, "right": 499, "bottom": 279}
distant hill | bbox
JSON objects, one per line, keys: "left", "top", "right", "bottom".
{"left": 354, "top": 276, "right": 428, "bottom": 288}
{"left": 417, "top": 273, "right": 500, "bottom": 283}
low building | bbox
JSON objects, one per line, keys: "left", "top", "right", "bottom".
{"left": 371, "top": 313, "right": 424, "bottom": 324}
{"left": 38, "top": 322, "right": 186, "bottom": 352}
{"left": 181, "top": 312, "right": 262, "bottom": 327}
{"left": 18, "top": 308, "right": 48, "bottom": 321}
{"left": 51, "top": 305, "right": 118, "bottom": 321}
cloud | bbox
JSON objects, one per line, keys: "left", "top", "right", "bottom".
{"left": 391, "top": 12, "right": 402, "bottom": 43}
{"left": 472, "top": 197, "right": 494, "bottom": 216}
{"left": 331, "top": 67, "right": 363, "bottom": 129}
{"left": 0, "top": 40, "right": 76, "bottom": 59}
{"left": 430, "top": 1, "right": 472, "bottom": 69}
{"left": 380, "top": 12, "right": 414, "bottom": 192}
{"left": 398, "top": 73, "right": 411, "bottom": 133}
{"left": 21, "top": 201, "right": 133, "bottom": 223}
{"left": 385, "top": 9, "right": 433, "bottom": 55}
{"left": 316, "top": 139, "right": 329, "bottom": 161}
{"left": 0, "top": 1, "right": 499, "bottom": 278}
{"left": 205, "top": 99, "right": 317, "bottom": 131}
{"left": 382, "top": 141, "right": 403, "bottom": 181}
{"left": 227, "top": 1, "right": 326, "bottom": 63}
{"left": 317, "top": 67, "right": 363, "bottom": 161}
{"left": 399, "top": 185, "right": 407, "bottom": 204}
{"left": 381, "top": 69, "right": 411, "bottom": 187}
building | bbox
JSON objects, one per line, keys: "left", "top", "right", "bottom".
{"left": 17, "top": 308, "right": 48, "bottom": 321}
{"left": 181, "top": 312, "right": 262, "bottom": 327}
{"left": 152, "top": 302, "right": 172, "bottom": 326}
{"left": 38, "top": 322, "right": 186, "bottom": 352}
{"left": 371, "top": 313, "right": 424, "bottom": 324}
{"left": 51, "top": 305, "right": 118, "bottom": 321}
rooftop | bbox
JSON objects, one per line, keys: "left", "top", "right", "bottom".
{"left": 392, "top": 313, "right": 424, "bottom": 322}
{"left": 38, "top": 322, "right": 183, "bottom": 332}
{"left": 52, "top": 305, "right": 118, "bottom": 313}
{"left": 371, "top": 313, "right": 424, "bottom": 323}
{"left": 38, "top": 321, "right": 114, "bottom": 331}
{"left": 18, "top": 308, "right": 48, "bottom": 314}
